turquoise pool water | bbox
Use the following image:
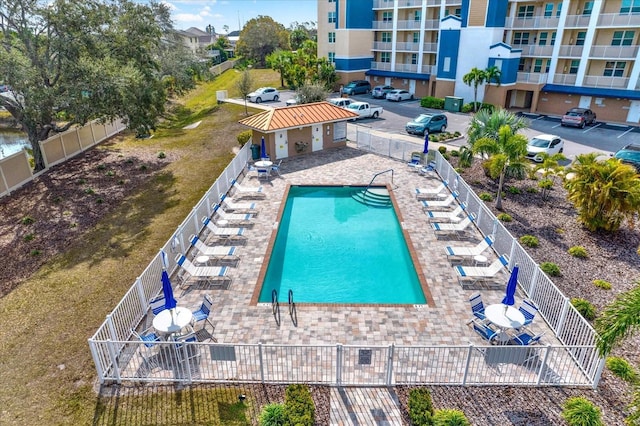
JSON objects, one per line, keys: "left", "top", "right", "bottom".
{"left": 259, "top": 186, "right": 426, "bottom": 304}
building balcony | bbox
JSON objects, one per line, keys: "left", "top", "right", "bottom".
{"left": 397, "top": 0, "right": 424, "bottom": 8}
{"left": 590, "top": 45, "right": 639, "bottom": 59}
{"left": 517, "top": 45, "right": 555, "bottom": 57}
{"left": 423, "top": 42, "right": 438, "bottom": 53}
{"left": 563, "top": 14, "right": 591, "bottom": 28}
{"left": 396, "top": 20, "right": 422, "bottom": 30}
{"left": 395, "top": 42, "right": 421, "bottom": 51}
{"left": 557, "top": 45, "right": 584, "bottom": 57}
{"left": 373, "top": 21, "right": 394, "bottom": 30}
{"left": 582, "top": 75, "right": 630, "bottom": 89}
{"left": 553, "top": 74, "right": 578, "bottom": 85}
{"left": 373, "top": 42, "right": 393, "bottom": 51}
{"left": 445, "top": 0, "right": 462, "bottom": 5}
{"left": 370, "top": 62, "right": 434, "bottom": 75}
{"left": 395, "top": 63, "right": 420, "bottom": 73}
{"left": 517, "top": 72, "right": 549, "bottom": 84}
{"left": 505, "top": 16, "right": 560, "bottom": 29}
{"left": 373, "top": 0, "right": 423, "bottom": 8}
{"left": 597, "top": 13, "right": 640, "bottom": 27}
{"left": 371, "top": 61, "right": 392, "bottom": 71}
{"left": 423, "top": 64, "right": 437, "bottom": 74}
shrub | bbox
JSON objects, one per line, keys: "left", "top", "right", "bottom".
{"left": 30, "top": 249, "right": 41, "bottom": 256}
{"left": 571, "top": 298, "right": 596, "bottom": 321}
{"left": 458, "top": 146, "right": 473, "bottom": 168}
{"left": 520, "top": 235, "right": 539, "bottom": 248}
{"left": 593, "top": 279, "right": 611, "bottom": 290}
{"left": 97, "top": 164, "right": 106, "bottom": 170}
{"left": 237, "top": 130, "right": 252, "bottom": 145}
{"left": 450, "top": 150, "right": 460, "bottom": 157}
{"left": 540, "top": 262, "right": 560, "bottom": 276}
{"left": 409, "top": 388, "right": 434, "bottom": 426}
{"left": 441, "top": 152, "right": 449, "bottom": 160}
{"left": 84, "top": 188, "right": 95, "bottom": 195}
{"left": 24, "top": 233, "right": 35, "bottom": 242}
{"left": 420, "top": 96, "right": 445, "bottom": 109}
{"left": 454, "top": 131, "right": 461, "bottom": 137}
{"left": 606, "top": 357, "right": 638, "bottom": 383}
{"left": 105, "top": 170, "right": 115, "bottom": 177}
{"left": 568, "top": 246, "right": 588, "bottom": 258}
{"left": 526, "top": 187, "right": 539, "bottom": 193}
{"left": 461, "top": 102, "right": 494, "bottom": 113}
{"left": 157, "top": 151, "right": 166, "bottom": 159}
{"left": 433, "top": 409, "right": 470, "bottom": 426}
{"left": 479, "top": 192, "right": 493, "bottom": 201}
{"left": 140, "top": 164, "right": 148, "bottom": 171}
{"left": 118, "top": 179, "right": 125, "bottom": 185}
{"left": 438, "top": 146, "right": 447, "bottom": 154}
{"left": 284, "top": 384, "right": 314, "bottom": 426}
{"left": 21, "top": 216, "right": 35, "bottom": 225}
{"left": 52, "top": 196, "right": 63, "bottom": 203}
{"left": 497, "top": 213, "right": 512, "bottom": 222}
{"left": 538, "top": 178, "right": 553, "bottom": 189}
{"left": 258, "top": 403, "right": 286, "bottom": 426}
{"left": 561, "top": 397, "right": 603, "bottom": 426}
{"left": 507, "top": 186, "right": 522, "bottom": 194}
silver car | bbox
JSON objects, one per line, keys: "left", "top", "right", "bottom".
{"left": 246, "top": 87, "right": 280, "bottom": 103}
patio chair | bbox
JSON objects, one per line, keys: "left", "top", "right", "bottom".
{"left": 149, "top": 295, "right": 166, "bottom": 316}
{"left": 173, "top": 332, "right": 200, "bottom": 365}
{"left": 431, "top": 213, "right": 476, "bottom": 239}
{"left": 469, "top": 318, "right": 499, "bottom": 343}
{"left": 425, "top": 202, "right": 466, "bottom": 222}
{"left": 414, "top": 180, "right": 448, "bottom": 199}
{"left": 468, "top": 293, "right": 486, "bottom": 321}
{"left": 270, "top": 159, "right": 282, "bottom": 176}
{"left": 418, "top": 161, "right": 437, "bottom": 176}
{"left": 219, "top": 194, "right": 258, "bottom": 212}
{"left": 407, "top": 153, "right": 423, "bottom": 171}
{"left": 518, "top": 299, "right": 539, "bottom": 328}
{"left": 511, "top": 330, "right": 545, "bottom": 346}
{"left": 188, "top": 234, "right": 238, "bottom": 259}
{"left": 229, "top": 178, "right": 265, "bottom": 198}
{"left": 455, "top": 255, "right": 509, "bottom": 288}
{"left": 132, "top": 327, "right": 162, "bottom": 369}
{"left": 445, "top": 235, "right": 494, "bottom": 262}
{"left": 256, "top": 167, "right": 270, "bottom": 180}
{"left": 419, "top": 191, "right": 459, "bottom": 209}
{"left": 191, "top": 294, "right": 215, "bottom": 332}
{"left": 211, "top": 203, "right": 254, "bottom": 223}
{"left": 202, "top": 217, "right": 245, "bottom": 238}
{"left": 175, "top": 254, "right": 230, "bottom": 288}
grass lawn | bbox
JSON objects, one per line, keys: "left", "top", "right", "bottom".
{"left": 0, "top": 69, "right": 280, "bottom": 425}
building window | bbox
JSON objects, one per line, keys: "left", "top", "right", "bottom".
{"left": 446, "top": 8, "right": 461, "bottom": 17}
{"left": 539, "top": 32, "right": 548, "bottom": 46}
{"left": 518, "top": 58, "right": 525, "bottom": 71}
{"left": 328, "top": 0, "right": 336, "bottom": 2}
{"left": 551, "top": 32, "right": 557, "bottom": 45}
{"left": 443, "top": 57, "right": 451, "bottom": 72}
{"left": 604, "top": 61, "right": 626, "bottom": 77}
{"left": 414, "top": 10, "right": 421, "bottom": 21}
{"left": 328, "top": 32, "right": 335, "bottom": 43}
{"left": 411, "top": 53, "right": 418, "bottom": 65}
{"left": 575, "top": 32, "right": 586, "bottom": 46}
{"left": 413, "top": 32, "right": 420, "bottom": 43}
{"left": 382, "top": 11, "right": 393, "bottom": 22}
{"left": 582, "top": 1, "right": 593, "bottom": 15}
{"left": 381, "top": 52, "right": 391, "bottom": 63}
{"left": 517, "top": 5, "right": 535, "bottom": 18}
{"left": 544, "top": 3, "right": 554, "bottom": 17}
{"left": 569, "top": 60, "right": 579, "bottom": 74}
{"left": 533, "top": 59, "right": 543, "bottom": 73}
{"left": 382, "top": 32, "right": 392, "bottom": 43}
{"left": 612, "top": 31, "right": 635, "bottom": 46}
{"left": 513, "top": 32, "right": 530, "bottom": 45}
{"left": 328, "top": 12, "right": 336, "bottom": 23}
{"left": 328, "top": 52, "right": 335, "bottom": 63}
{"left": 621, "top": 0, "right": 640, "bottom": 13}
{"left": 556, "top": 2, "right": 562, "bottom": 16}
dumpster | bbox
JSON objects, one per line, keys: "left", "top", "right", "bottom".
{"left": 250, "top": 144, "right": 261, "bottom": 160}
{"left": 444, "top": 96, "right": 463, "bottom": 112}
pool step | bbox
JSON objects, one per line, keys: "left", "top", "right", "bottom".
{"left": 352, "top": 188, "right": 391, "bottom": 207}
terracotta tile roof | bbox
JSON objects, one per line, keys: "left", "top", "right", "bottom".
{"left": 238, "top": 101, "right": 359, "bottom": 132}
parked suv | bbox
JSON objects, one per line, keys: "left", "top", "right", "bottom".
{"left": 405, "top": 113, "right": 448, "bottom": 135}
{"left": 613, "top": 143, "right": 640, "bottom": 172}
{"left": 561, "top": 108, "right": 597, "bottom": 128}
{"left": 341, "top": 80, "right": 371, "bottom": 95}
{"left": 371, "top": 85, "right": 395, "bottom": 99}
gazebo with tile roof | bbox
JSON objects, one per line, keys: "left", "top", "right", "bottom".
{"left": 238, "top": 101, "right": 358, "bottom": 159}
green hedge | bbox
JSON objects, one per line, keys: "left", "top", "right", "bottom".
{"left": 284, "top": 384, "right": 315, "bottom": 426}
{"left": 420, "top": 96, "right": 445, "bottom": 109}
{"left": 461, "top": 102, "right": 495, "bottom": 113}
{"left": 409, "top": 388, "right": 435, "bottom": 426}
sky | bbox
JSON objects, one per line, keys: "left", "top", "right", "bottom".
{"left": 159, "top": 0, "right": 318, "bottom": 32}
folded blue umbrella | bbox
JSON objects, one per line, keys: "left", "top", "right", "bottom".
{"left": 501, "top": 264, "right": 519, "bottom": 307}
{"left": 161, "top": 269, "right": 177, "bottom": 311}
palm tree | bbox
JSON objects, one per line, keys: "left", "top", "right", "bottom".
{"left": 462, "top": 67, "right": 486, "bottom": 112}
{"left": 564, "top": 153, "right": 640, "bottom": 232}
{"left": 266, "top": 49, "right": 293, "bottom": 88}
{"left": 467, "top": 108, "right": 529, "bottom": 147}
{"left": 472, "top": 125, "right": 529, "bottom": 210}
{"left": 484, "top": 65, "right": 501, "bottom": 101}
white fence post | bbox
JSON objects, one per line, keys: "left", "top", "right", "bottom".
{"left": 336, "top": 344, "right": 343, "bottom": 386}
{"left": 463, "top": 344, "right": 473, "bottom": 385}
{"left": 592, "top": 358, "right": 606, "bottom": 390}
{"left": 259, "top": 343, "right": 264, "bottom": 383}
{"left": 135, "top": 278, "right": 147, "bottom": 312}
{"left": 106, "top": 313, "right": 118, "bottom": 341}
{"left": 556, "top": 297, "right": 571, "bottom": 338}
{"left": 106, "top": 340, "right": 121, "bottom": 383}
{"left": 529, "top": 268, "right": 539, "bottom": 300}
{"left": 386, "top": 344, "right": 395, "bottom": 386}
{"left": 88, "top": 340, "right": 106, "bottom": 384}
{"left": 536, "top": 345, "right": 552, "bottom": 385}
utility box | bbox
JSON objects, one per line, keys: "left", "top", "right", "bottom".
{"left": 444, "top": 96, "right": 463, "bottom": 112}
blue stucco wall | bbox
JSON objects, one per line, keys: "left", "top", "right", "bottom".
{"left": 486, "top": 0, "right": 508, "bottom": 27}
{"left": 437, "top": 30, "right": 461, "bottom": 79}
{"left": 335, "top": 57, "right": 373, "bottom": 71}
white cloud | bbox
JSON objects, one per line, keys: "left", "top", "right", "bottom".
{"left": 160, "top": 0, "right": 177, "bottom": 11}
{"left": 174, "top": 13, "right": 204, "bottom": 24}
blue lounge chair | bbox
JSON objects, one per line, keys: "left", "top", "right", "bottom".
{"left": 469, "top": 293, "right": 486, "bottom": 321}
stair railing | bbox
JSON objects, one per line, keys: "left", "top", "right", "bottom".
{"left": 363, "top": 169, "right": 394, "bottom": 204}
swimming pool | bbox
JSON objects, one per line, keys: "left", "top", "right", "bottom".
{"left": 258, "top": 185, "right": 426, "bottom": 304}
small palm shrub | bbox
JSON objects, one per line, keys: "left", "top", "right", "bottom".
{"left": 157, "top": 151, "right": 166, "bottom": 159}
{"left": 497, "top": 213, "right": 512, "bottom": 222}
{"left": 433, "top": 409, "right": 470, "bottom": 426}
{"left": 593, "top": 279, "right": 611, "bottom": 290}
{"left": 479, "top": 192, "right": 493, "bottom": 201}
{"left": 526, "top": 187, "right": 539, "bottom": 193}
{"left": 568, "top": 246, "right": 588, "bottom": 258}
{"left": 571, "top": 298, "right": 596, "bottom": 320}
{"left": 520, "top": 235, "right": 539, "bottom": 248}
{"left": 540, "top": 262, "right": 560, "bottom": 276}
{"left": 606, "top": 357, "right": 638, "bottom": 383}
{"left": 561, "top": 397, "right": 603, "bottom": 426}
{"left": 438, "top": 146, "right": 447, "bottom": 154}
{"left": 259, "top": 403, "right": 286, "bottom": 426}
{"left": 450, "top": 150, "right": 460, "bottom": 157}
{"left": 458, "top": 146, "right": 473, "bottom": 168}
{"left": 24, "top": 233, "right": 35, "bottom": 242}
{"left": 507, "top": 186, "right": 521, "bottom": 194}
{"left": 237, "top": 130, "right": 252, "bottom": 145}
{"left": 409, "top": 388, "right": 434, "bottom": 426}
{"left": 21, "top": 216, "right": 35, "bottom": 225}
{"left": 454, "top": 131, "right": 461, "bottom": 137}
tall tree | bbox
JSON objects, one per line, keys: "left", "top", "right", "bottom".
{"left": 0, "top": 0, "right": 171, "bottom": 171}
{"left": 472, "top": 124, "right": 529, "bottom": 210}
{"left": 564, "top": 153, "right": 640, "bottom": 232}
{"left": 236, "top": 16, "right": 289, "bottom": 67}
{"left": 462, "top": 67, "right": 486, "bottom": 112}
{"left": 236, "top": 70, "right": 253, "bottom": 115}
{"left": 266, "top": 50, "right": 293, "bottom": 88}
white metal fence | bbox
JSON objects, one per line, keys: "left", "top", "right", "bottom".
{"left": 88, "top": 133, "right": 605, "bottom": 388}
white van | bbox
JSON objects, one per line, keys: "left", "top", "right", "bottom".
{"left": 327, "top": 98, "right": 353, "bottom": 108}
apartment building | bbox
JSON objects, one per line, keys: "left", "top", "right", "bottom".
{"left": 318, "top": 0, "right": 640, "bottom": 124}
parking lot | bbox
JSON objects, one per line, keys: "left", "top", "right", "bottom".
{"left": 258, "top": 90, "right": 640, "bottom": 160}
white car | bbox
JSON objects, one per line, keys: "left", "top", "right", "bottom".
{"left": 525, "top": 134, "right": 564, "bottom": 162}
{"left": 246, "top": 87, "right": 279, "bottom": 103}
{"left": 385, "top": 89, "right": 414, "bottom": 102}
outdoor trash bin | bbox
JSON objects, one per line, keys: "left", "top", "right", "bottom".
{"left": 250, "top": 144, "right": 260, "bottom": 160}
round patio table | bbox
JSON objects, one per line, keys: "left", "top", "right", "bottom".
{"left": 153, "top": 307, "right": 193, "bottom": 334}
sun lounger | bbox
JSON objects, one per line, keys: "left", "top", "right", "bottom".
{"left": 229, "top": 178, "right": 265, "bottom": 198}
{"left": 419, "top": 191, "right": 459, "bottom": 209}
{"left": 414, "top": 180, "right": 448, "bottom": 199}
{"left": 189, "top": 234, "right": 238, "bottom": 258}
{"left": 445, "top": 235, "right": 494, "bottom": 262}
{"left": 211, "top": 203, "right": 254, "bottom": 223}
{"left": 219, "top": 194, "right": 257, "bottom": 212}
{"left": 202, "top": 217, "right": 245, "bottom": 238}
{"left": 431, "top": 213, "right": 476, "bottom": 239}
{"left": 425, "top": 203, "right": 466, "bottom": 222}
{"left": 175, "top": 254, "right": 230, "bottom": 288}
{"left": 455, "top": 255, "right": 509, "bottom": 288}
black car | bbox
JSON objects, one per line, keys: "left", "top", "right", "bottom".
{"left": 613, "top": 143, "right": 640, "bottom": 172}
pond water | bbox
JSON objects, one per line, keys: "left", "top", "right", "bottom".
{"left": 0, "top": 131, "right": 29, "bottom": 159}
